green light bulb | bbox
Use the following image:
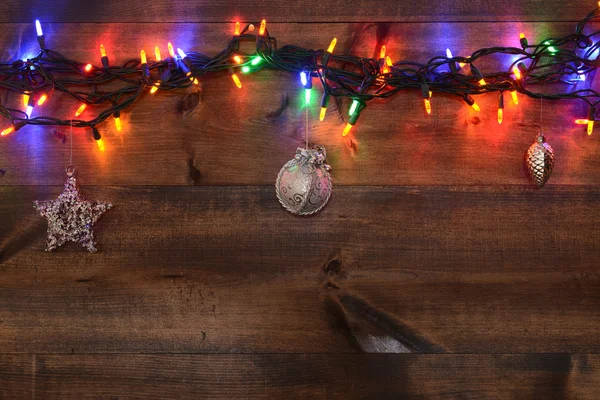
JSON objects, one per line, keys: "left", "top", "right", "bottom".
{"left": 305, "top": 89, "right": 311, "bottom": 104}
{"left": 544, "top": 41, "right": 557, "bottom": 53}
{"left": 241, "top": 66, "right": 250, "bottom": 74}
{"left": 251, "top": 56, "right": 262, "bottom": 66}
{"left": 349, "top": 99, "right": 359, "bottom": 116}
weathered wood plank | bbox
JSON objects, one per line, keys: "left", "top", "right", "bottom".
{"left": 0, "top": 0, "right": 594, "bottom": 23}
{"left": 0, "top": 355, "right": 33, "bottom": 399}
{"left": 9, "top": 354, "right": 597, "bottom": 399}
{"left": 1, "top": 185, "right": 599, "bottom": 353}
{"left": 1, "top": 22, "right": 599, "bottom": 186}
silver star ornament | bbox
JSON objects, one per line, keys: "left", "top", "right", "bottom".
{"left": 34, "top": 167, "right": 112, "bottom": 252}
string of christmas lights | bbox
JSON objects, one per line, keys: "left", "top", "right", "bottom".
{"left": 2, "top": 5, "right": 600, "bottom": 147}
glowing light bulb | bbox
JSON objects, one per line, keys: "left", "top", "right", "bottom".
{"left": 155, "top": 46, "right": 162, "bottom": 62}
{"left": 520, "top": 33, "right": 525, "bottom": 39}
{"left": 342, "top": 123, "right": 353, "bottom": 136}
{"left": 75, "top": 103, "right": 87, "bottom": 117}
{"left": 327, "top": 38, "right": 337, "bottom": 53}
{"left": 498, "top": 108, "right": 503, "bottom": 124}
{"left": 320, "top": 107, "right": 327, "bottom": 121}
{"left": 150, "top": 82, "right": 160, "bottom": 94}
{"left": 575, "top": 119, "right": 589, "bottom": 125}
{"left": 588, "top": 120, "right": 594, "bottom": 135}
{"left": 544, "top": 41, "right": 557, "bottom": 53}
{"left": 100, "top": 44, "right": 107, "bottom": 58}
{"left": 23, "top": 94, "right": 30, "bottom": 107}
{"left": 379, "top": 45, "right": 386, "bottom": 60}
{"left": 513, "top": 66, "right": 522, "bottom": 80}
{"left": 446, "top": 48, "right": 453, "bottom": 59}
{"left": 424, "top": 99, "right": 431, "bottom": 114}
{"left": 35, "top": 20, "right": 43, "bottom": 37}
{"left": 304, "top": 89, "right": 311, "bottom": 104}
{"left": 26, "top": 105, "right": 33, "bottom": 117}
{"left": 84, "top": 63, "right": 92, "bottom": 72}
{"left": 349, "top": 99, "right": 359, "bottom": 116}
{"left": 114, "top": 115, "right": 122, "bottom": 132}
{"left": 234, "top": 21, "right": 241, "bottom": 36}
{"left": 37, "top": 94, "right": 48, "bottom": 106}
{"left": 241, "top": 66, "right": 250, "bottom": 74}
{"left": 177, "top": 48, "right": 187, "bottom": 59}
{"left": 168, "top": 42, "right": 175, "bottom": 58}
{"left": 511, "top": 91, "right": 519, "bottom": 105}
{"left": 250, "top": 56, "right": 261, "bottom": 66}
{"left": 259, "top": 19, "right": 266, "bottom": 36}
{"left": 193, "top": 78, "right": 199, "bottom": 85}
{"left": 1, "top": 126, "right": 15, "bottom": 136}
{"left": 231, "top": 73, "right": 242, "bottom": 88}
{"left": 96, "top": 138, "right": 105, "bottom": 152}
{"left": 140, "top": 50, "right": 147, "bottom": 65}
{"left": 471, "top": 103, "right": 480, "bottom": 112}
{"left": 478, "top": 78, "right": 486, "bottom": 86}
{"left": 233, "top": 55, "right": 242, "bottom": 64}
{"left": 300, "top": 71, "right": 308, "bottom": 86}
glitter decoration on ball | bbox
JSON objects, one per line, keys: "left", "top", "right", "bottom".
{"left": 276, "top": 145, "right": 332, "bottom": 215}
{"left": 34, "top": 167, "right": 112, "bottom": 252}
{"left": 526, "top": 133, "right": 555, "bottom": 188}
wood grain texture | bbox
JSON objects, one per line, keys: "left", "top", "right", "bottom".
{"left": 0, "top": 355, "right": 33, "bottom": 399}
{"left": 0, "top": 0, "right": 594, "bottom": 23}
{"left": 1, "top": 185, "right": 599, "bottom": 353}
{"left": 0, "top": 354, "right": 596, "bottom": 399}
{"left": 0, "top": 22, "right": 599, "bottom": 186}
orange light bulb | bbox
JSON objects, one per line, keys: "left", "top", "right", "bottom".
{"left": 511, "top": 91, "right": 519, "bottom": 105}
{"left": 100, "top": 44, "right": 107, "bottom": 58}
{"left": 233, "top": 55, "right": 242, "bottom": 64}
{"left": 513, "top": 66, "right": 521, "bottom": 80}
{"left": 259, "top": 19, "right": 266, "bottom": 36}
{"left": 234, "top": 21, "right": 241, "bottom": 36}
{"left": 114, "top": 116, "right": 122, "bottom": 132}
{"left": 168, "top": 42, "right": 175, "bottom": 58}
{"left": 1, "top": 126, "right": 15, "bottom": 136}
{"left": 155, "top": 46, "right": 162, "bottom": 62}
{"left": 140, "top": 50, "right": 147, "bottom": 65}
{"left": 424, "top": 99, "right": 432, "bottom": 114}
{"left": 231, "top": 73, "right": 242, "bottom": 89}
{"left": 75, "top": 103, "right": 87, "bottom": 117}
{"left": 37, "top": 94, "right": 48, "bottom": 106}
{"left": 498, "top": 108, "right": 503, "bottom": 124}
{"left": 379, "top": 45, "right": 386, "bottom": 60}
{"left": 150, "top": 82, "right": 161, "bottom": 94}
{"left": 96, "top": 138, "right": 105, "bottom": 152}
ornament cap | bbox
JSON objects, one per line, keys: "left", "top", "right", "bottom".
{"left": 66, "top": 165, "right": 75, "bottom": 177}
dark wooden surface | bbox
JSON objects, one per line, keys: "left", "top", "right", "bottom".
{"left": 1, "top": 1, "right": 600, "bottom": 399}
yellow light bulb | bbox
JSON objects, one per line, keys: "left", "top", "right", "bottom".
{"left": 575, "top": 119, "right": 589, "bottom": 125}
{"left": 588, "top": 120, "right": 594, "bottom": 135}
{"left": 320, "top": 107, "right": 327, "bottom": 121}
{"left": 193, "top": 78, "right": 199, "bottom": 85}
{"left": 259, "top": 19, "right": 266, "bottom": 36}
{"left": 114, "top": 116, "right": 122, "bottom": 132}
{"left": 233, "top": 55, "right": 242, "bottom": 64}
{"left": 424, "top": 99, "right": 431, "bottom": 114}
{"left": 342, "top": 123, "right": 353, "bottom": 136}
{"left": 155, "top": 46, "right": 162, "bottom": 61}
{"left": 1, "top": 126, "right": 15, "bottom": 136}
{"left": 520, "top": 33, "right": 526, "bottom": 39}
{"left": 511, "top": 91, "right": 519, "bottom": 105}
{"left": 471, "top": 103, "right": 480, "bottom": 112}
{"left": 75, "top": 103, "right": 87, "bottom": 117}
{"left": 231, "top": 73, "right": 242, "bottom": 89}
{"left": 150, "top": 82, "right": 161, "bottom": 94}
{"left": 513, "top": 66, "right": 521, "bottom": 80}
{"left": 234, "top": 21, "right": 241, "bottom": 36}
{"left": 327, "top": 38, "right": 337, "bottom": 53}
{"left": 100, "top": 44, "right": 107, "bottom": 58}
{"left": 168, "top": 42, "right": 175, "bottom": 58}
{"left": 379, "top": 45, "right": 386, "bottom": 60}
{"left": 85, "top": 63, "right": 93, "bottom": 72}
{"left": 498, "top": 108, "right": 503, "bottom": 124}
{"left": 478, "top": 78, "right": 486, "bottom": 86}
{"left": 23, "top": 94, "right": 30, "bottom": 107}
{"left": 37, "top": 94, "right": 48, "bottom": 106}
{"left": 96, "top": 138, "right": 105, "bottom": 152}
{"left": 140, "top": 50, "right": 147, "bottom": 65}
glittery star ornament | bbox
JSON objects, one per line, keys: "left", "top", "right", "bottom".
{"left": 34, "top": 167, "right": 112, "bottom": 252}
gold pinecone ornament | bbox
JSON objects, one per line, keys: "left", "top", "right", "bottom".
{"left": 526, "top": 133, "right": 555, "bottom": 188}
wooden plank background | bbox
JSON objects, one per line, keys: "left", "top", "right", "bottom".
{"left": 1, "top": 1, "right": 600, "bottom": 398}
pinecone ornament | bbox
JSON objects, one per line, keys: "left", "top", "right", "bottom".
{"left": 526, "top": 133, "right": 555, "bottom": 188}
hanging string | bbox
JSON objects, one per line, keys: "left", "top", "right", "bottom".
{"left": 69, "top": 120, "right": 73, "bottom": 167}
{"left": 305, "top": 106, "right": 309, "bottom": 149}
